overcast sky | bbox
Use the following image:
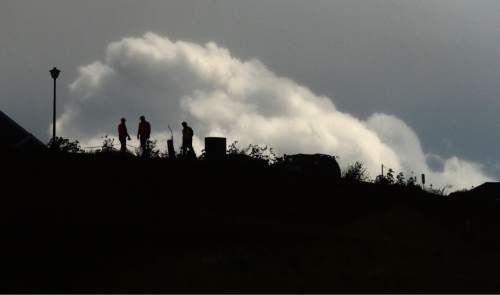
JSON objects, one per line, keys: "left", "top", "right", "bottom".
{"left": 2, "top": 0, "right": 500, "bottom": 186}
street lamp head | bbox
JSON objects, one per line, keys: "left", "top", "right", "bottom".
{"left": 50, "top": 67, "right": 61, "bottom": 80}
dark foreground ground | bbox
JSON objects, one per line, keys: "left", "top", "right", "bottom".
{"left": 2, "top": 153, "right": 500, "bottom": 293}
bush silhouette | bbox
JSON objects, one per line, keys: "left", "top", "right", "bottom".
{"left": 396, "top": 172, "right": 405, "bottom": 186}
{"left": 343, "top": 161, "right": 369, "bottom": 182}
{"left": 47, "top": 136, "right": 83, "bottom": 153}
{"left": 99, "top": 135, "right": 115, "bottom": 153}
{"left": 143, "top": 139, "right": 161, "bottom": 158}
{"left": 40, "top": 136, "right": 452, "bottom": 194}
{"left": 227, "top": 141, "right": 281, "bottom": 166}
{"left": 374, "top": 168, "right": 396, "bottom": 185}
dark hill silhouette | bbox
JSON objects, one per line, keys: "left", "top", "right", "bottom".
{"left": 450, "top": 182, "right": 500, "bottom": 201}
{"left": 0, "top": 110, "right": 46, "bottom": 154}
{"left": 1, "top": 152, "right": 500, "bottom": 292}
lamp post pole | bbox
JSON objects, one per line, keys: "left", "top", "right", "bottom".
{"left": 52, "top": 76, "right": 56, "bottom": 141}
{"left": 50, "top": 67, "right": 61, "bottom": 143}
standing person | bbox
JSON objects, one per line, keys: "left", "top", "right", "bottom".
{"left": 181, "top": 121, "right": 195, "bottom": 158}
{"left": 118, "top": 118, "right": 131, "bottom": 152}
{"left": 137, "top": 116, "right": 151, "bottom": 155}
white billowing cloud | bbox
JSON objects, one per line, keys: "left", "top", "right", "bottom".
{"left": 57, "top": 32, "right": 494, "bottom": 191}
{"left": 365, "top": 113, "right": 491, "bottom": 189}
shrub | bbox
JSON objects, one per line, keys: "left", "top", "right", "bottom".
{"left": 146, "top": 140, "right": 161, "bottom": 158}
{"left": 406, "top": 176, "right": 418, "bottom": 187}
{"left": 137, "top": 139, "right": 161, "bottom": 158}
{"left": 396, "top": 172, "right": 406, "bottom": 186}
{"left": 426, "top": 184, "right": 452, "bottom": 196}
{"left": 374, "top": 168, "right": 395, "bottom": 185}
{"left": 100, "top": 135, "right": 115, "bottom": 152}
{"left": 47, "top": 137, "right": 83, "bottom": 153}
{"left": 226, "top": 141, "right": 280, "bottom": 165}
{"left": 227, "top": 141, "right": 243, "bottom": 155}
{"left": 343, "top": 161, "right": 369, "bottom": 182}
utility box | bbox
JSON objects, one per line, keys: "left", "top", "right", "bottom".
{"left": 205, "top": 137, "right": 226, "bottom": 160}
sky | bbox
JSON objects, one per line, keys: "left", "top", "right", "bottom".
{"left": 2, "top": 0, "right": 500, "bottom": 190}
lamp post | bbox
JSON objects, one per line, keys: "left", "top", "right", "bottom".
{"left": 50, "top": 67, "right": 60, "bottom": 143}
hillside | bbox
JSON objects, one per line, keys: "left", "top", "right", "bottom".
{"left": 1, "top": 153, "right": 500, "bottom": 292}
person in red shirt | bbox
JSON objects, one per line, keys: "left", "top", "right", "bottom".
{"left": 118, "top": 118, "right": 131, "bottom": 152}
{"left": 137, "top": 116, "right": 151, "bottom": 155}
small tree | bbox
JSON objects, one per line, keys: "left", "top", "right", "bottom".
{"left": 396, "top": 172, "right": 406, "bottom": 186}
{"left": 386, "top": 168, "right": 395, "bottom": 184}
{"left": 343, "top": 161, "right": 369, "bottom": 182}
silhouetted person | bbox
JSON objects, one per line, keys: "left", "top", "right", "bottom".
{"left": 181, "top": 121, "right": 195, "bottom": 158}
{"left": 137, "top": 116, "right": 151, "bottom": 156}
{"left": 118, "top": 118, "right": 131, "bottom": 152}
